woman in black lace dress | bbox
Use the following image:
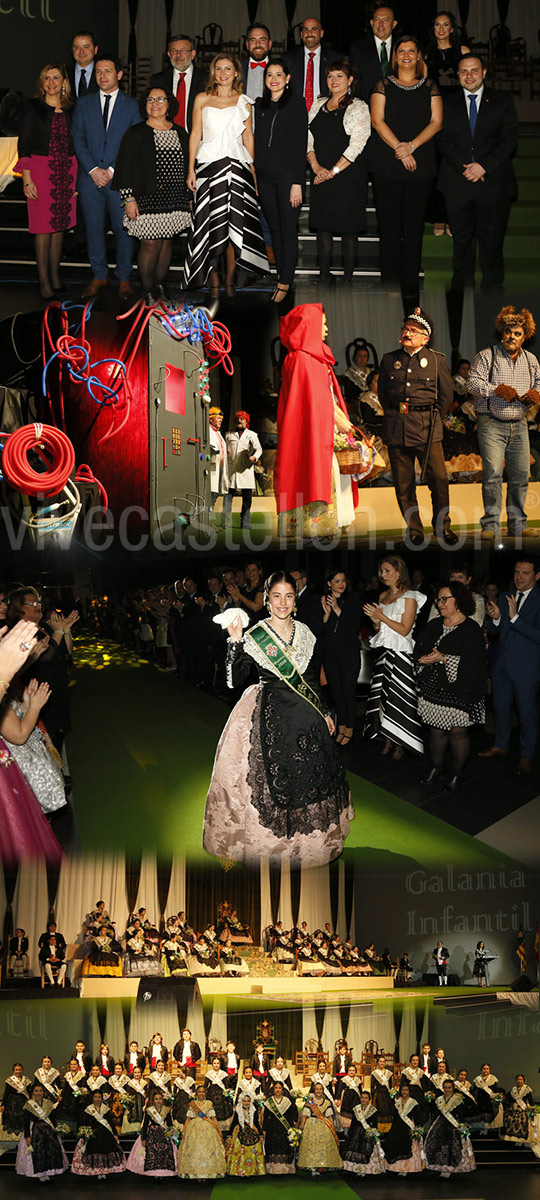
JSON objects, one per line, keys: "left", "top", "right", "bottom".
{"left": 1, "top": 1064, "right": 31, "bottom": 1139}
{"left": 127, "top": 1091, "right": 177, "bottom": 1177}
{"left": 203, "top": 571, "right": 353, "bottom": 866}
{"left": 369, "top": 34, "right": 442, "bottom": 307}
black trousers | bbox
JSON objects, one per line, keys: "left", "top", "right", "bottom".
{"left": 222, "top": 487, "right": 253, "bottom": 526}
{"left": 445, "top": 191, "right": 514, "bottom": 291}
{"left": 257, "top": 172, "right": 300, "bottom": 284}
{"left": 371, "top": 175, "right": 432, "bottom": 301}
{"left": 323, "top": 645, "right": 360, "bottom": 728}
{"left": 387, "top": 441, "right": 451, "bottom": 536}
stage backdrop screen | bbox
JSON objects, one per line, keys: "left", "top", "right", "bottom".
{"left": 1, "top": 0, "right": 119, "bottom": 96}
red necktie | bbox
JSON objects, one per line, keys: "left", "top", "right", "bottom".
{"left": 305, "top": 52, "right": 315, "bottom": 111}
{"left": 175, "top": 72, "right": 186, "bottom": 128}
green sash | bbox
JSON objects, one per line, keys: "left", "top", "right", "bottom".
{"left": 247, "top": 625, "right": 326, "bottom": 719}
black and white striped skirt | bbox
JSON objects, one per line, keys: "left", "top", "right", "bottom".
{"left": 364, "top": 648, "right": 424, "bottom": 754}
{"left": 183, "top": 156, "right": 268, "bottom": 288}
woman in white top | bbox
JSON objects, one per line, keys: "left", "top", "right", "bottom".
{"left": 363, "top": 556, "right": 426, "bottom": 757}
{"left": 183, "top": 53, "right": 267, "bottom": 297}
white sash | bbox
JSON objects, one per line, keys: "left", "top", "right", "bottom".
{"left": 436, "top": 1094, "right": 463, "bottom": 1129}
{"left": 205, "top": 1070, "right": 226, "bottom": 1090}
{"left": 25, "top": 1100, "right": 55, "bottom": 1129}
{"left": 372, "top": 1068, "right": 391, "bottom": 1086}
{"left": 396, "top": 1097, "right": 418, "bottom": 1130}
{"left": 87, "top": 1076, "right": 108, "bottom": 1092}
{"left": 64, "top": 1072, "right": 86, "bottom": 1093}
{"left": 353, "top": 1103, "right": 378, "bottom": 1127}
{"left": 147, "top": 1106, "right": 168, "bottom": 1128}
{"left": 511, "top": 1086, "right": 531, "bottom": 1110}
{"left": 174, "top": 1078, "right": 195, "bottom": 1097}
{"left": 149, "top": 1071, "right": 171, "bottom": 1088}
{"left": 84, "top": 1104, "right": 113, "bottom": 1131}
{"left": 474, "top": 1075, "right": 499, "bottom": 1098}
{"left": 127, "top": 1080, "right": 147, "bottom": 1096}
{"left": 5, "top": 1075, "right": 30, "bottom": 1094}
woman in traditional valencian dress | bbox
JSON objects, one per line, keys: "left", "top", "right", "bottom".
{"left": 171, "top": 1070, "right": 196, "bottom": 1129}
{"left": 15, "top": 1083, "right": 69, "bottom": 1182}
{"left": 383, "top": 1083, "right": 423, "bottom": 1175}
{"left": 71, "top": 1090, "right": 126, "bottom": 1178}
{"left": 502, "top": 1074, "right": 535, "bottom": 1146}
{"left": 424, "top": 1079, "right": 476, "bottom": 1178}
{"left": 107, "top": 1063, "right": 130, "bottom": 1135}
{"left": 261, "top": 1081, "right": 298, "bottom": 1175}
{"left": 370, "top": 1055, "right": 394, "bottom": 1128}
{"left": 203, "top": 571, "right": 354, "bottom": 866}
{"left": 226, "top": 1094, "right": 266, "bottom": 1177}
{"left": 297, "top": 1081, "right": 342, "bottom": 1174}
{"left": 471, "top": 1063, "right": 504, "bottom": 1129}
{"left": 342, "top": 1089, "right": 386, "bottom": 1176}
{"left": 33, "top": 1056, "right": 61, "bottom": 1107}
{"left": 55, "top": 1058, "right": 88, "bottom": 1132}
{"left": 204, "top": 1058, "right": 234, "bottom": 1134}
{"left": 121, "top": 1066, "right": 146, "bottom": 1134}
{"left": 127, "top": 1090, "right": 178, "bottom": 1178}
{"left": 177, "top": 1085, "right": 227, "bottom": 1180}
{"left": 1, "top": 1063, "right": 32, "bottom": 1140}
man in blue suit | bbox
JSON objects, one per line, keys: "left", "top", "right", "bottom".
{"left": 482, "top": 557, "right": 540, "bottom": 775}
{"left": 72, "top": 54, "right": 142, "bottom": 300}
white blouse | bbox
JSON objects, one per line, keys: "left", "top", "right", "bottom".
{"left": 307, "top": 96, "right": 371, "bottom": 163}
{"left": 369, "top": 590, "right": 427, "bottom": 653}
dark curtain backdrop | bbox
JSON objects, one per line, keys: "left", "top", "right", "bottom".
{"left": 164, "top": 0, "right": 175, "bottom": 50}
{"left": 127, "top": 0, "right": 140, "bottom": 67}
{"left": 185, "top": 864, "right": 261, "bottom": 937}
{"left": 125, "top": 855, "right": 142, "bottom": 918}
{"left": 45, "top": 865, "right": 61, "bottom": 926}
{"left": 329, "top": 860, "right": 339, "bottom": 932}
{"left": 497, "top": 1, "right": 510, "bottom": 21}
{"left": 1, "top": 865, "right": 18, "bottom": 976}
{"left": 269, "top": 865, "right": 281, "bottom": 928}
{"left": 290, "top": 869, "right": 301, "bottom": 930}
{"left": 344, "top": 859, "right": 355, "bottom": 940}
{"left": 156, "top": 860, "right": 173, "bottom": 930}
{"left": 228, "top": 1007, "right": 302, "bottom": 1062}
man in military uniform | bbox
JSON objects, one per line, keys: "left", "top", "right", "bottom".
{"left": 379, "top": 308, "right": 458, "bottom": 546}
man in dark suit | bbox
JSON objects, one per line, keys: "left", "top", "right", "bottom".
{"left": 483, "top": 557, "right": 540, "bottom": 775}
{"left": 150, "top": 33, "right": 206, "bottom": 133}
{"left": 72, "top": 54, "right": 142, "bottom": 300}
{"left": 378, "top": 308, "right": 458, "bottom": 546}
{"left": 349, "top": 4, "right": 397, "bottom": 103}
{"left": 67, "top": 30, "right": 99, "bottom": 101}
{"left": 285, "top": 17, "right": 335, "bottom": 108}
{"left": 241, "top": 23, "right": 272, "bottom": 99}
{"left": 438, "top": 54, "right": 518, "bottom": 293}
{"left": 420, "top": 1043, "right": 437, "bottom": 1074}
{"left": 432, "top": 940, "right": 450, "bottom": 985}
{"left": 8, "top": 929, "right": 29, "bottom": 974}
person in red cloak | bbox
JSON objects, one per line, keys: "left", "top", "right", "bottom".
{"left": 274, "top": 303, "right": 372, "bottom": 537}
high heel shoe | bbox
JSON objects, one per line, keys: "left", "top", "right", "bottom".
{"left": 444, "top": 774, "right": 461, "bottom": 792}
{"left": 208, "top": 271, "right": 220, "bottom": 300}
{"left": 340, "top": 726, "right": 354, "bottom": 747}
{"left": 271, "top": 282, "right": 289, "bottom": 304}
{"left": 420, "top": 766, "right": 442, "bottom": 784}
{"left": 335, "top": 725, "right": 346, "bottom": 744}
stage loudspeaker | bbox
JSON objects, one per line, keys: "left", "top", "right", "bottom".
{"left": 510, "top": 974, "right": 532, "bottom": 991}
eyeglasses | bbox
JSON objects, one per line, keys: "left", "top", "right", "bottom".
{"left": 24, "top": 600, "right": 42, "bottom": 608}
{"left": 435, "top": 595, "right": 453, "bottom": 605}
{"left": 147, "top": 97, "right": 167, "bottom": 105}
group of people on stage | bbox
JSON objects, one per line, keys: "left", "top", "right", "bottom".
{"left": 9, "top": 5, "right": 521, "bottom": 302}
{"left": 4, "top": 1036, "right": 536, "bottom": 1181}
{"left": 0, "top": 585, "right": 79, "bottom": 864}
{"left": 77, "top": 900, "right": 252, "bottom": 981}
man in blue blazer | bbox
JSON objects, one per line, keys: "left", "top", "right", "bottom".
{"left": 482, "top": 557, "right": 540, "bottom": 775}
{"left": 72, "top": 54, "right": 142, "bottom": 300}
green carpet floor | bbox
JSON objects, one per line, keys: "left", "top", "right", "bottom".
{"left": 67, "top": 636, "right": 522, "bottom": 871}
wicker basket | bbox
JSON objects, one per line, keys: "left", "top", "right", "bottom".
{"left": 335, "top": 446, "right": 366, "bottom": 475}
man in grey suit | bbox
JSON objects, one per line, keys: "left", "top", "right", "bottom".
{"left": 72, "top": 55, "right": 142, "bottom": 300}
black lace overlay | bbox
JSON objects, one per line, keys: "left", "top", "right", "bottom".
{"left": 246, "top": 666, "right": 350, "bottom": 838}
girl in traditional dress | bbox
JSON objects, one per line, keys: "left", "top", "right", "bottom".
{"left": 204, "top": 1058, "right": 234, "bottom": 1133}
{"left": 172, "top": 1069, "right": 196, "bottom": 1129}
{"left": 384, "top": 1082, "right": 423, "bottom": 1175}
{"left": 203, "top": 570, "right": 354, "bottom": 866}
{"left": 80, "top": 927, "right": 122, "bottom": 978}
{"left": 268, "top": 1057, "right": 294, "bottom": 1099}
{"left": 71, "top": 1090, "right": 126, "bottom": 1179}
{"left": 33, "top": 1056, "right": 61, "bottom": 1106}
{"left": 127, "top": 1090, "right": 178, "bottom": 1178}
{"left": 261, "top": 1081, "right": 297, "bottom": 1175}
{"left": 1, "top": 1063, "right": 31, "bottom": 1140}
{"left": 471, "top": 1063, "right": 504, "bottom": 1129}
{"left": 364, "top": 556, "right": 427, "bottom": 759}
{"left": 122, "top": 1066, "right": 146, "bottom": 1133}
{"left": 226, "top": 1094, "right": 266, "bottom": 1177}
{"left": 502, "top": 1074, "right": 534, "bottom": 1145}
{"left": 400, "top": 1053, "right": 429, "bottom": 1120}
{"left": 177, "top": 1084, "right": 227, "bottom": 1180}
{"left": 145, "top": 1059, "right": 172, "bottom": 1106}
{"left": 108, "top": 1063, "right": 130, "bottom": 1135}
{"left": 55, "top": 1058, "right": 88, "bottom": 1132}
{"left": 342, "top": 1089, "right": 386, "bottom": 1176}
{"left": 338, "top": 1065, "right": 363, "bottom": 1124}
{"left": 15, "top": 1083, "right": 68, "bottom": 1181}
{"left": 424, "top": 1079, "right": 476, "bottom": 1177}
{"left": 86, "top": 1065, "right": 110, "bottom": 1105}
{"left": 370, "top": 1055, "right": 394, "bottom": 1128}
{"left": 298, "top": 1081, "right": 342, "bottom": 1174}
{"left": 309, "top": 1061, "right": 335, "bottom": 1105}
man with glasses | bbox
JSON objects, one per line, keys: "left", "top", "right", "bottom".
{"left": 483, "top": 556, "right": 540, "bottom": 776}
{"left": 151, "top": 34, "right": 206, "bottom": 132}
{"left": 378, "top": 307, "right": 458, "bottom": 547}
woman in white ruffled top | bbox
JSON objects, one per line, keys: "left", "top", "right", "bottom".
{"left": 183, "top": 53, "right": 267, "bottom": 297}
{"left": 363, "top": 555, "right": 426, "bottom": 757}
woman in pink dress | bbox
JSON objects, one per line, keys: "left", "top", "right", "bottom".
{"left": 16, "top": 62, "right": 77, "bottom": 298}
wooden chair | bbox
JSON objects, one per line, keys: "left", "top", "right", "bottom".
{"left": 345, "top": 336, "right": 379, "bottom": 370}
{"left": 196, "top": 24, "right": 224, "bottom": 64}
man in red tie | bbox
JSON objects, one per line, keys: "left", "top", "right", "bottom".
{"left": 150, "top": 34, "right": 207, "bottom": 132}
{"left": 242, "top": 23, "right": 273, "bottom": 99}
{"left": 285, "top": 17, "right": 335, "bottom": 110}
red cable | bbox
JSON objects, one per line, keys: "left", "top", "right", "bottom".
{"left": 2, "top": 424, "right": 75, "bottom": 497}
{"left": 75, "top": 464, "right": 109, "bottom": 513}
